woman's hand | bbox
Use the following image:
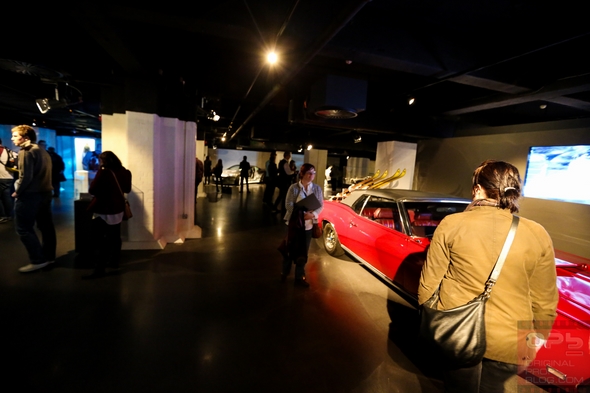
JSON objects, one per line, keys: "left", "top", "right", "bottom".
{"left": 304, "top": 211, "right": 315, "bottom": 220}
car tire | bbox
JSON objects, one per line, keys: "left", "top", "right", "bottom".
{"left": 323, "top": 222, "right": 344, "bottom": 256}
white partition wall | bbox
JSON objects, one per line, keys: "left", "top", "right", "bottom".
{"left": 304, "top": 148, "right": 328, "bottom": 188}
{"left": 101, "top": 111, "right": 201, "bottom": 250}
{"left": 345, "top": 157, "right": 371, "bottom": 182}
{"left": 375, "top": 141, "right": 417, "bottom": 189}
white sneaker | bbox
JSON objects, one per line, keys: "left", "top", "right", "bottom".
{"left": 18, "top": 262, "right": 49, "bottom": 273}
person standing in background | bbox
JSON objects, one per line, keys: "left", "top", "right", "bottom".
{"left": 239, "top": 155, "right": 251, "bottom": 193}
{"left": 263, "top": 151, "right": 277, "bottom": 206}
{"left": 47, "top": 146, "right": 65, "bottom": 198}
{"left": 213, "top": 159, "right": 223, "bottom": 193}
{"left": 0, "top": 138, "right": 17, "bottom": 222}
{"left": 204, "top": 155, "right": 212, "bottom": 185}
{"left": 329, "top": 165, "right": 341, "bottom": 194}
{"left": 273, "top": 151, "right": 294, "bottom": 213}
{"left": 195, "top": 156, "right": 204, "bottom": 201}
{"left": 10, "top": 125, "right": 56, "bottom": 273}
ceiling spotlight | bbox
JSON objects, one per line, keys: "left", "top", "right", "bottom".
{"left": 307, "top": 144, "right": 313, "bottom": 151}
{"left": 35, "top": 98, "right": 51, "bottom": 114}
{"left": 35, "top": 83, "right": 81, "bottom": 114}
{"left": 212, "top": 145, "right": 217, "bottom": 150}
{"left": 267, "top": 51, "right": 278, "bottom": 64}
{"left": 540, "top": 104, "right": 547, "bottom": 109}
{"left": 352, "top": 132, "right": 362, "bottom": 143}
{"left": 207, "top": 110, "right": 220, "bottom": 121}
{"left": 408, "top": 97, "right": 415, "bottom": 105}
{"left": 297, "top": 145, "right": 303, "bottom": 153}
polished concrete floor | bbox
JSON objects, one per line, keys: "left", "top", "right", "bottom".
{"left": 1, "top": 181, "right": 548, "bottom": 393}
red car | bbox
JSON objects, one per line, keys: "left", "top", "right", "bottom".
{"left": 318, "top": 189, "right": 590, "bottom": 392}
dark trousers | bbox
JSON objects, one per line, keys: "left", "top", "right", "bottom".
{"left": 91, "top": 216, "right": 122, "bottom": 273}
{"left": 0, "top": 178, "right": 14, "bottom": 217}
{"left": 263, "top": 179, "right": 276, "bottom": 204}
{"left": 444, "top": 358, "right": 518, "bottom": 393}
{"left": 274, "top": 181, "right": 290, "bottom": 212}
{"left": 14, "top": 191, "right": 56, "bottom": 264}
{"left": 52, "top": 178, "right": 60, "bottom": 197}
{"left": 282, "top": 228, "right": 312, "bottom": 279}
{"left": 215, "top": 175, "right": 222, "bottom": 192}
{"left": 240, "top": 175, "right": 249, "bottom": 192}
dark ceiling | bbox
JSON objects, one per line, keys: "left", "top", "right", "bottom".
{"left": 2, "top": 1, "right": 590, "bottom": 156}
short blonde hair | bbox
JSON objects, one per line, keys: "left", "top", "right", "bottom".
{"left": 11, "top": 125, "right": 37, "bottom": 143}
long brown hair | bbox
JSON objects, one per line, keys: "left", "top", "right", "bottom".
{"left": 472, "top": 160, "right": 521, "bottom": 213}
{"left": 99, "top": 151, "right": 123, "bottom": 170}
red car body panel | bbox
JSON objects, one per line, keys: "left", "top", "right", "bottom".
{"left": 318, "top": 190, "right": 590, "bottom": 392}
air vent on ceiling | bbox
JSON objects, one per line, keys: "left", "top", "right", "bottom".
{"left": 308, "top": 75, "right": 367, "bottom": 119}
{"left": 314, "top": 106, "right": 358, "bottom": 119}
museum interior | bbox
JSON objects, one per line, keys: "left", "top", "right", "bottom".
{"left": 0, "top": 2, "right": 589, "bottom": 392}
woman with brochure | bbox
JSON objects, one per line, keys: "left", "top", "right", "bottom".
{"left": 282, "top": 163, "right": 324, "bottom": 287}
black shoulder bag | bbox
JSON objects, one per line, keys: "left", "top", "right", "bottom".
{"left": 419, "top": 215, "right": 519, "bottom": 367}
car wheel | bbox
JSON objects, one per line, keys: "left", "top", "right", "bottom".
{"left": 323, "top": 222, "right": 344, "bottom": 256}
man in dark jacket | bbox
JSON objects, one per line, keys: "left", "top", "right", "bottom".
{"left": 239, "top": 155, "right": 251, "bottom": 193}
{"left": 263, "top": 152, "right": 277, "bottom": 206}
{"left": 273, "top": 151, "right": 294, "bottom": 213}
{"left": 47, "top": 146, "right": 65, "bottom": 197}
{"left": 11, "top": 125, "right": 56, "bottom": 273}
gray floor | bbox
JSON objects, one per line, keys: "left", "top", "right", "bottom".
{"left": 0, "top": 181, "right": 547, "bottom": 393}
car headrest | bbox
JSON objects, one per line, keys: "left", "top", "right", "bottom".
{"left": 374, "top": 208, "right": 394, "bottom": 219}
{"left": 414, "top": 213, "right": 432, "bottom": 220}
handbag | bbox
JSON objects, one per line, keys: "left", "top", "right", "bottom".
{"left": 312, "top": 222, "right": 322, "bottom": 238}
{"left": 111, "top": 170, "right": 133, "bottom": 221}
{"left": 419, "top": 215, "right": 519, "bottom": 367}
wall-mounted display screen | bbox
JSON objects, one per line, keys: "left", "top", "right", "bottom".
{"left": 523, "top": 145, "right": 590, "bottom": 205}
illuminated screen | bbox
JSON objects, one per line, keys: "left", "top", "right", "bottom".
{"left": 523, "top": 145, "right": 590, "bottom": 205}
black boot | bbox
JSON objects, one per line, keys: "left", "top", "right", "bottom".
{"left": 294, "top": 278, "right": 310, "bottom": 287}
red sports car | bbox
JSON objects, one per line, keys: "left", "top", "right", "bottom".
{"left": 318, "top": 189, "right": 590, "bottom": 392}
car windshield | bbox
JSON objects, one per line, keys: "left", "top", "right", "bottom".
{"left": 402, "top": 202, "right": 468, "bottom": 238}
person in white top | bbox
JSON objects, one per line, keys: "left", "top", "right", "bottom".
{"left": 0, "top": 138, "right": 17, "bottom": 222}
{"left": 282, "top": 163, "right": 324, "bottom": 287}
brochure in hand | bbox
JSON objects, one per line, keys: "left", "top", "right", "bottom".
{"left": 295, "top": 193, "right": 322, "bottom": 211}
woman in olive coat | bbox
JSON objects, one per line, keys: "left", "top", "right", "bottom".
{"left": 418, "top": 160, "right": 558, "bottom": 392}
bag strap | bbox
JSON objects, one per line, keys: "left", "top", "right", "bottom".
{"left": 481, "top": 215, "right": 519, "bottom": 299}
{"left": 0, "top": 148, "right": 14, "bottom": 166}
{"left": 109, "top": 169, "right": 125, "bottom": 197}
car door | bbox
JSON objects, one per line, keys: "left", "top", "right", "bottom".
{"left": 345, "top": 197, "right": 404, "bottom": 274}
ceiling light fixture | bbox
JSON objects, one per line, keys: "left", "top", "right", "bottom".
{"left": 35, "top": 83, "right": 82, "bottom": 114}
{"left": 352, "top": 132, "right": 362, "bottom": 143}
{"left": 307, "top": 144, "right": 313, "bottom": 151}
{"left": 408, "top": 97, "right": 415, "bottom": 105}
{"left": 267, "top": 51, "right": 278, "bottom": 64}
{"left": 208, "top": 110, "right": 220, "bottom": 121}
{"left": 298, "top": 145, "right": 303, "bottom": 153}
